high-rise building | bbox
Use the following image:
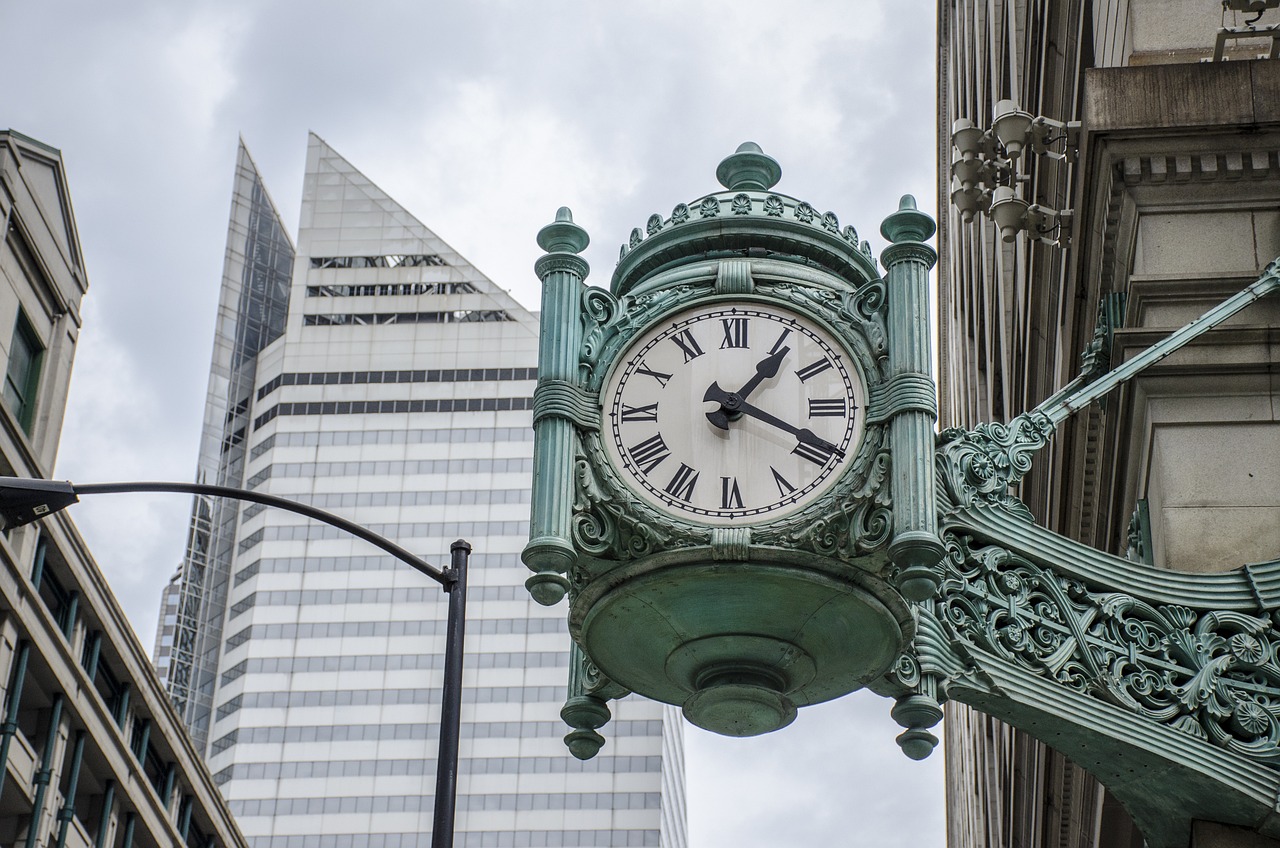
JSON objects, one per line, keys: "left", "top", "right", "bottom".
{"left": 158, "top": 134, "right": 687, "bottom": 848}
{"left": 938, "top": 4, "right": 1280, "bottom": 847}
{"left": 0, "top": 129, "right": 247, "bottom": 848}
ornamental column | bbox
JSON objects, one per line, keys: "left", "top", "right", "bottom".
{"left": 523, "top": 207, "right": 590, "bottom": 605}
{"left": 879, "top": 195, "right": 944, "bottom": 600}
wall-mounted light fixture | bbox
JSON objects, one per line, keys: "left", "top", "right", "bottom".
{"left": 949, "top": 99, "right": 1080, "bottom": 245}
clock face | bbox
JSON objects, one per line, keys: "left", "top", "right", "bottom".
{"left": 602, "top": 302, "right": 866, "bottom": 525}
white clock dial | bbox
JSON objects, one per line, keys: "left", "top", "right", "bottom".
{"left": 602, "top": 302, "right": 866, "bottom": 525}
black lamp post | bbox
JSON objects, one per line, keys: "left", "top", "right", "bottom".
{"left": 0, "top": 476, "right": 469, "bottom": 848}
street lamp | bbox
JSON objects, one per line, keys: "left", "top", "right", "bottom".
{"left": 0, "top": 476, "right": 470, "bottom": 848}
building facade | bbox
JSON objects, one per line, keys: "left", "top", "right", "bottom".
{"left": 158, "top": 134, "right": 687, "bottom": 848}
{"left": 938, "top": 3, "right": 1280, "bottom": 847}
{"left": 0, "top": 130, "right": 247, "bottom": 848}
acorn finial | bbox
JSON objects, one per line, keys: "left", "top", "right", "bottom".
{"left": 879, "top": 194, "right": 936, "bottom": 244}
{"left": 537, "top": 206, "right": 590, "bottom": 253}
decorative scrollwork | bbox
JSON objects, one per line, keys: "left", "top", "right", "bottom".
{"left": 838, "top": 288, "right": 887, "bottom": 360}
{"left": 671, "top": 203, "right": 690, "bottom": 224}
{"left": 938, "top": 533, "right": 1280, "bottom": 765}
{"left": 763, "top": 194, "right": 784, "bottom": 217}
{"left": 699, "top": 196, "right": 720, "bottom": 218}
{"left": 794, "top": 202, "right": 816, "bottom": 223}
{"left": 822, "top": 211, "right": 840, "bottom": 233}
{"left": 580, "top": 287, "right": 621, "bottom": 381}
{"left": 935, "top": 413, "right": 1056, "bottom": 519}
{"left": 731, "top": 193, "right": 752, "bottom": 215}
{"left": 851, "top": 279, "right": 886, "bottom": 319}
{"left": 646, "top": 213, "right": 664, "bottom": 235}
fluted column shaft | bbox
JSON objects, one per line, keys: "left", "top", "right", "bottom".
{"left": 880, "top": 197, "right": 945, "bottom": 600}
{"left": 523, "top": 209, "right": 590, "bottom": 606}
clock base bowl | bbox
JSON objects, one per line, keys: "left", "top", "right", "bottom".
{"left": 574, "top": 554, "right": 909, "bottom": 736}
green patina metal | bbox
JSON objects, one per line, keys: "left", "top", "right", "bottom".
{"left": 524, "top": 144, "right": 1280, "bottom": 848}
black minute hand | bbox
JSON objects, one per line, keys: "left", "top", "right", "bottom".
{"left": 702, "top": 384, "right": 845, "bottom": 458}
{"left": 704, "top": 346, "right": 789, "bottom": 429}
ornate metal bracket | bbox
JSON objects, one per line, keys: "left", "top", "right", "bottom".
{"left": 936, "top": 257, "right": 1280, "bottom": 517}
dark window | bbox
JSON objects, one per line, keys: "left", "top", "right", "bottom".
{"left": 4, "top": 311, "right": 43, "bottom": 433}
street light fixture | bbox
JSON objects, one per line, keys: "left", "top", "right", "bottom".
{"left": 948, "top": 99, "right": 1080, "bottom": 245}
{"left": 0, "top": 476, "right": 470, "bottom": 848}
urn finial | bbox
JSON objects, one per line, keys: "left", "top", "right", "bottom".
{"left": 716, "top": 142, "right": 783, "bottom": 192}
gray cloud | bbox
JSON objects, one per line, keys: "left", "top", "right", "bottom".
{"left": 5, "top": 1, "right": 943, "bottom": 844}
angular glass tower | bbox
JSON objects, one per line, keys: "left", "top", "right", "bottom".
{"left": 159, "top": 134, "right": 687, "bottom": 848}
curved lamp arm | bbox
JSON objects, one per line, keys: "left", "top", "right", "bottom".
{"left": 0, "top": 477, "right": 450, "bottom": 587}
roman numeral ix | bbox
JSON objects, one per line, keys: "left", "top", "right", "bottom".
{"left": 620, "top": 402, "right": 659, "bottom": 422}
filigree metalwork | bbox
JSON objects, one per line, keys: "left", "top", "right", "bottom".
{"left": 938, "top": 533, "right": 1280, "bottom": 764}
{"left": 935, "top": 414, "right": 1056, "bottom": 519}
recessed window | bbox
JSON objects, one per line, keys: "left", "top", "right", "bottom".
{"left": 4, "top": 312, "right": 43, "bottom": 434}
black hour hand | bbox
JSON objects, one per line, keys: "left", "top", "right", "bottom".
{"left": 705, "top": 347, "right": 789, "bottom": 429}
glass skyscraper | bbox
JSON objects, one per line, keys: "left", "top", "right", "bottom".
{"left": 157, "top": 134, "right": 687, "bottom": 848}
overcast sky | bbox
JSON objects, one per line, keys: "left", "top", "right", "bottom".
{"left": 7, "top": 1, "right": 943, "bottom": 844}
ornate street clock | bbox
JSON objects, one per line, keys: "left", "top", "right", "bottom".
{"left": 523, "top": 143, "right": 940, "bottom": 751}
{"left": 524, "top": 144, "right": 1280, "bottom": 846}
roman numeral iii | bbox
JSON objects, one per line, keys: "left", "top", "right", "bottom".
{"left": 808, "top": 398, "right": 847, "bottom": 417}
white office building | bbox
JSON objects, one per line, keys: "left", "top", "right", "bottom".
{"left": 156, "top": 134, "right": 687, "bottom": 848}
